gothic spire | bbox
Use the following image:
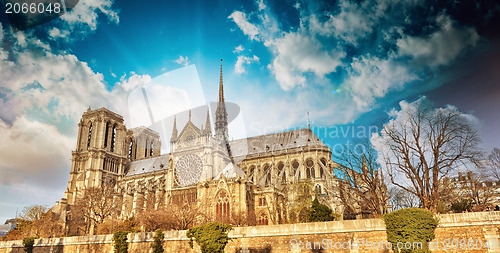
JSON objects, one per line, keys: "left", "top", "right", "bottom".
{"left": 170, "top": 115, "right": 178, "bottom": 142}
{"left": 203, "top": 108, "right": 212, "bottom": 135}
{"left": 215, "top": 59, "right": 228, "bottom": 140}
{"left": 219, "top": 59, "right": 224, "bottom": 103}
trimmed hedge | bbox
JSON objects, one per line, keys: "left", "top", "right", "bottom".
{"left": 384, "top": 208, "right": 438, "bottom": 253}
{"left": 22, "top": 237, "right": 35, "bottom": 253}
{"left": 152, "top": 229, "right": 165, "bottom": 253}
{"left": 113, "top": 231, "right": 129, "bottom": 253}
{"left": 187, "top": 222, "right": 233, "bottom": 253}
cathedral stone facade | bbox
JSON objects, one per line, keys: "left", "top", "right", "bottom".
{"left": 61, "top": 64, "right": 340, "bottom": 225}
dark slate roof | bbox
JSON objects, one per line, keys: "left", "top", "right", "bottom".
{"left": 126, "top": 155, "right": 169, "bottom": 176}
{"left": 229, "top": 128, "right": 329, "bottom": 158}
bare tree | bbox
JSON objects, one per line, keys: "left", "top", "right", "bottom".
{"left": 71, "top": 185, "right": 120, "bottom": 234}
{"left": 388, "top": 187, "right": 419, "bottom": 211}
{"left": 452, "top": 171, "right": 493, "bottom": 211}
{"left": 167, "top": 202, "right": 207, "bottom": 230}
{"left": 333, "top": 140, "right": 388, "bottom": 218}
{"left": 488, "top": 148, "right": 500, "bottom": 181}
{"left": 136, "top": 208, "right": 172, "bottom": 232}
{"left": 374, "top": 99, "right": 482, "bottom": 212}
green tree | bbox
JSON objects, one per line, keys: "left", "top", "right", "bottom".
{"left": 187, "top": 222, "right": 232, "bottom": 253}
{"left": 384, "top": 208, "right": 438, "bottom": 253}
{"left": 152, "top": 229, "right": 164, "bottom": 253}
{"left": 307, "top": 198, "right": 333, "bottom": 222}
{"left": 113, "top": 231, "right": 129, "bottom": 253}
{"left": 288, "top": 180, "right": 314, "bottom": 223}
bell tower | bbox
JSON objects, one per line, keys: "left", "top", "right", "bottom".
{"left": 64, "top": 107, "right": 129, "bottom": 205}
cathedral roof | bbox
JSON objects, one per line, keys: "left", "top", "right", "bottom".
{"left": 229, "top": 128, "right": 329, "bottom": 159}
{"left": 126, "top": 155, "right": 169, "bottom": 176}
{"left": 214, "top": 162, "right": 245, "bottom": 180}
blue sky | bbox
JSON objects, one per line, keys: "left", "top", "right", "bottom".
{"left": 0, "top": 0, "right": 499, "bottom": 222}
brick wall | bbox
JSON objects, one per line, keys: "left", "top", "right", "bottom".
{"left": 1, "top": 212, "right": 499, "bottom": 253}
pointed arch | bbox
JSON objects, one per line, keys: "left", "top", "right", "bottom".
{"left": 291, "top": 160, "right": 300, "bottom": 180}
{"left": 277, "top": 162, "right": 286, "bottom": 183}
{"left": 150, "top": 140, "right": 154, "bottom": 157}
{"left": 320, "top": 158, "right": 327, "bottom": 178}
{"left": 128, "top": 139, "right": 134, "bottom": 160}
{"left": 104, "top": 121, "right": 110, "bottom": 148}
{"left": 144, "top": 138, "right": 148, "bottom": 157}
{"left": 215, "top": 189, "right": 230, "bottom": 223}
{"left": 87, "top": 123, "right": 93, "bottom": 148}
{"left": 306, "top": 158, "right": 315, "bottom": 178}
{"left": 110, "top": 124, "right": 117, "bottom": 152}
{"left": 263, "top": 164, "right": 271, "bottom": 187}
{"left": 248, "top": 165, "right": 256, "bottom": 182}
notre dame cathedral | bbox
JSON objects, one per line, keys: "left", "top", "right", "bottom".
{"left": 60, "top": 64, "right": 340, "bottom": 226}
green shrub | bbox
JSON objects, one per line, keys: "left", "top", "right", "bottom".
{"left": 307, "top": 198, "right": 334, "bottom": 222}
{"left": 384, "top": 208, "right": 438, "bottom": 253}
{"left": 152, "top": 229, "right": 164, "bottom": 253}
{"left": 22, "top": 237, "right": 35, "bottom": 253}
{"left": 113, "top": 231, "right": 129, "bottom": 253}
{"left": 187, "top": 222, "right": 233, "bottom": 253}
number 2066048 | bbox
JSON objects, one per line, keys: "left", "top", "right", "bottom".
{"left": 5, "top": 2, "right": 61, "bottom": 14}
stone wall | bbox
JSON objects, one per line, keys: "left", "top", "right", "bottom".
{"left": 1, "top": 211, "right": 500, "bottom": 253}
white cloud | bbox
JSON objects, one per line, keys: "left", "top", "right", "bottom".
{"left": 48, "top": 27, "right": 70, "bottom": 40}
{"left": 307, "top": 0, "right": 376, "bottom": 46}
{"left": 118, "top": 72, "right": 151, "bottom": 91}
{"left": 269, "top": 32, "right": 344, "bottom": 90}
{"left": 397, "top": 15, "right": 480, "bottom": 67}
{"left": 228, "top": 11, "right": 260, "bottom": 41}
{"left": 0, "top": 116, "right": 73, "bottom": 187}
{"left": 346, "top": 55, "right": 418, "bottom": 109}
{"left": 61, "top": 0, "right": 119, "bottom": 31}
{"left": 174, "top": 55, "right": 190, "bottom": 66}
{"left": 233, "top": 45, "right": 244, "bottom": 53}
{"left": 257, "top": 0, "right": 266, "bottom": 11}
{"left": 235, "top": 55, "right": 259, "bottom": 74}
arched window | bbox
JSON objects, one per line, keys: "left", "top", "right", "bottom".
{"left": 248, "top": 166, "right": 255, "bottom": 182}
{"left": 150, "top": 141, "right": 154, "bottom": 157}
{"left": 291, "top": 160, "right": 299, "bottom": 179}
{"left": 103, "top": 157, "right": 107, "bottom": 171}
{"left": 263, "top": 164, "right": 271, "bottom": 187}
{"left": 315, "top": 185, "right": 322, "bottom": 195}
{"left": 104, "top": 121, "right": 110, "bottom": 148}
{"left": 257, "top": 212, "right": 268, "bottom": 225}
{"left": 306, "top": 158, "right": 315, "bottom": 178}
{"left": 277, "top": 162, "right": 286, "bottom": 183}
{"left": 110, "top": 124, "right": 116, "bottom": 152}
{"left": 144, "top": 138, "right": 148, "bottom": 157}
{"left": 134, "top": 140, "right": 137, "bottom": 159}
{"left": 320, "top": 158, "right": 327, "bottom": 178}
{"left": 216, "top": 190, "right": 230, "bottom": 223}
{"left": 128, "top": 140, "right": 133, "bottom": 160}
{"left": 87, "top": 123, "right": 93, "bottom": 148}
